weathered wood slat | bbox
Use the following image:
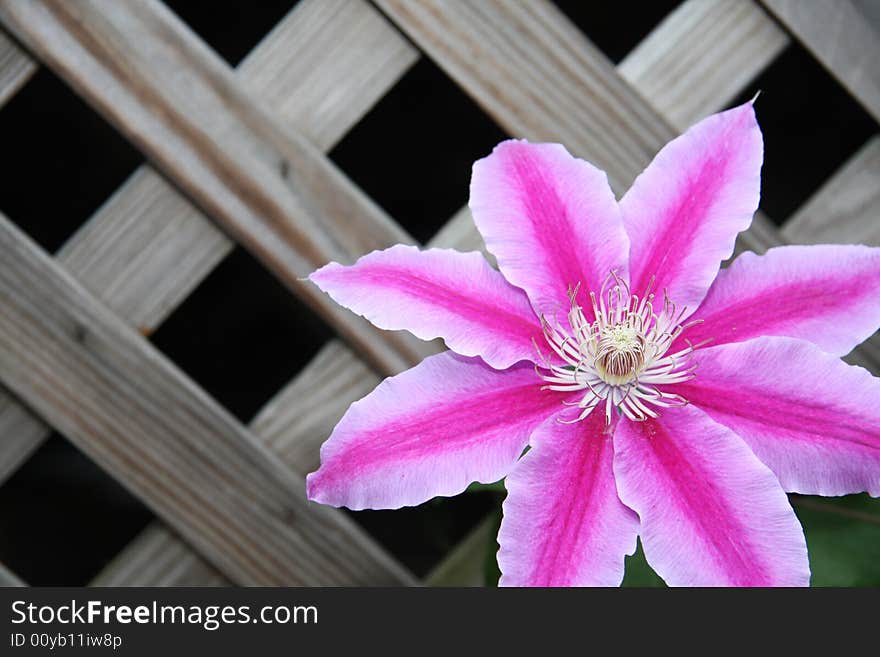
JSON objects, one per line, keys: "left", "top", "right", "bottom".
{"left": 425, "top": 516, "right": 495, "bottom": 587}
{"left": 0, "top": 0, "right": 418, "bottom": 489}
{"left": 619, "top": 0, "right": 788, "bottom": 131}
{"left": 761, "top": 0, "right": 880, "bottom": 123}
{"left": 378, "top": 0, "right": 781, "bottom": 257}
{"left": 92, "top": 524, "right": 226, "bottom": 587}
{"left": 92, "top": 200, "right": 477, "bottom": 587}
{"left": 238, "top": 0, "right": 418, "bottom": 152}
{"left": 0, "top": 215, "right": 415, "bottom": 586}
{"left": 0, "top": 29, "right": 35, "bottom": 108}
{"left": 781, "top": 134, "right": 880, "bottom": 369}
{"left": 0, "top": 0, "right": 427, "bottom": 376}
{"left": 0, "top": 560, "right": 25, "bottom": 586}
{"left": 782, "top": 135, "right": 880, "bottom": 246}
{"left": 0, "top": 0, "right": 418, "bottom": 586}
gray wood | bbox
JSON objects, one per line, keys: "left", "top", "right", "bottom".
{"left": 0, "top": 0, "right": 428, "bottom": 376}
{"left": 762, "top": 0, "right": 880, "bottom": 123}
{"left": 0, "top": 28, "right": 35, "bottom": 108}
{"left": 619, "top": 0, "right": 788, "bottom": 131}
{"left": 0, "top": 0, "right": 419, "bottom": 487}
{"left": 783, "top": 136, "right": 880, "bottom": 246}
{"left": 0, "top": 215, "right": 415, "bottom": 586}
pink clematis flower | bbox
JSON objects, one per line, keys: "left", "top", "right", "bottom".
{"left": 306, "top": 101, "right": 880, "bottom": 586}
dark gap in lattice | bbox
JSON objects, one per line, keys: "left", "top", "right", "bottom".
{"left": 0, "top": 67, "right": 143, "bottom": 253}
{"left": 330, "top": 57, "right": 509, "bottom": 244}
{"left": 729, "top": 43, "right": 878, "bottom": 225}
{"left": 163, "top": 0, "right": 300, "bottom": 67}
{"left": 350, "top": 490, "right": 500, "bottom": 579}
{"left": 0, "top": 433, "right": 155, "bottom": 585}
{"left": 150, "top": 246, "right": 333, "bottom": 424}
{"left": 553, "top": 0, "right": 682, "bottom": 64}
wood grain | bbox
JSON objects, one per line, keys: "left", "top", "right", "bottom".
{"left": 0, "top": 0, "right": 418, "bottom": 487}
{"left": 0, "top": 28, "right": 35, "bottom": 108}
{"left": 761, "top": 0, "right": 880, "bottom": 123}
{"left": 0, "top": 215, "right": 415, "bottom": 586}
{"left": 0, "top": 0, "right": 428, "bottom": 376}
{"left": 0, "top": 0, "right": 421, "bottom": 586}
{"left": 783, "top": 135, "right": 880, "bottom": 246}
{"left": 619, "top": 0, "right": 788, "bottom": 131}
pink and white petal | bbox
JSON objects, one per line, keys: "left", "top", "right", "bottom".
{"left": 498, "top": 412, "right": 639, "bottom": 587}
{"left": 677, "top": 245, "right": 880, "bottom": 356}
{"left": 310, "top": 245, "right": 543, "bottom": 369}
{"left": 622, "top": 102, "right": 763, "bottom": 313}
{"left": 307, "top": 351, "right": 565, "bottom": 510}
{"left": 469, "top": 140, "right": 628, "bottom": 321}
{"left": 677, "top": 337, "right": 880, "bottom": 497}
{"left": 613, "top": 404, "right": 810, "bottom": 587}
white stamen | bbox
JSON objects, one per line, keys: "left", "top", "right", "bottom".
{"left": 537, "top": 272, "right": 708, "bottom": 424}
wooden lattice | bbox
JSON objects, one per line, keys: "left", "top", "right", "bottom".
{"left": 0, "top": 0, "right": 877, "bottom": 587}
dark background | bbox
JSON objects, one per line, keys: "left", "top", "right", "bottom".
{"left": 0, "top": 0, "right": 876, "bottom": 585}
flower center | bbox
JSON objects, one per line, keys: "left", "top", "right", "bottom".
{"left": 535, "top": 272, "right": 705, "bottom": 425}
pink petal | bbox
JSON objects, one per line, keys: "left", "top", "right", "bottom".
{"left": 498, "top": 412, "right": 639, "bottom": 586}
{"left": 307, "top": 352, "right": 564, "bottom": 510}
{"left": 677, "top": 337, "right": 880, "bottom": 497}
{"left": 469, "top": 140, "right": 628, "bottom": 321}
{"left": 622, "top": 102, "right": 763, "bottom": 313}
{"left": 613, "top": 405, "right": 810, "bottom": 586}
{"left": 677, "top": 245, "right": 880, "bottom": 357}
{"left": 310, "top": 245, "right": 542, "bottom": 369}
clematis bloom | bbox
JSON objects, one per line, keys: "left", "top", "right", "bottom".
{"left": 306, "top": 101, "right": 880, "bottom": 586}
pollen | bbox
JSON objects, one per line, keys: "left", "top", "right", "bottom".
{"left": 535, "top": 272, "right": 706, "bottom": 424}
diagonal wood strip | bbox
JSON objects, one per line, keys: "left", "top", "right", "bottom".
{"left": 0, "top": 0, "right": 428, "bottom": 375}
{"left": 761, "top": 0, "right": 880, "bottom": 123}
{"left": 0, "top": 0, "right": 419, "bottom": 586}
{"left": 0, "top": 215, "right": 415, "bottom": 586}
{"left": 0, "top": 0, "right": 418, "bottom": 497}
{"left": 618, "top": 0, "right": 789, "bottom": 131}
{"left": 0, "top": 28, "right": 35, "bottom": 108}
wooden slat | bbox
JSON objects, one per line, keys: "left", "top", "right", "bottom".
{"left": 761, "top": 0, "right": 880, "bottom": 123}
{"left": 0, "top": 29, "right": 35, "bottom": 108}
{"left": 0, "top": 560, "right": 25, "bottom": 586}
{"left": 781, "top": 134, "right": 880, "bottom": 369}
{"left": 619, "top": 0, "right": 788, "bottom": 131}
{"left": 0, "top": 215, "right": 415, "bottom": 586}
{"left": 0, "top": 0, "right": 427, "bottom": 376}
{"left": 782, "top": 135, "right": 880, "bottom": 246}
{"left": 0, "top": 0, "right": 419, "bottom": 586}
{"left": 425, "top": 516, "right": 495, "bottom": 587}
{"left": 92, "top": 198, "right": 478, "bottom": 587}
{"left": 92, "top": 524, "right": 226, "bottom": 587}
{"left": 238, "top": 0, "right": 418, "bottom": 152}
{"left": 0, "top": 0, "right": 418, "bottom": 489}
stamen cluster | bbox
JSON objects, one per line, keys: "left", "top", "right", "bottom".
{"left": 537, "top": 273, "right": 704, "bottom": 424}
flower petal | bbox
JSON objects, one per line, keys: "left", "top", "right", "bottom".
{"left": 622, "top": 101, "right": 762, "bottom": 313}
{"left": 310, "top": 245, "right": 542, "bottom": 368}
{"left": 307, "top": 352, "right": 564, "bottom": 510}
{"left": 497, "top": 412, "right": 639, "bottom": 587}
{"left": 677, "top": 337, "right": 880, "bottom": 497}
{"left": 469, "top": 139, "right": 628, "bottom": 320}
{"left": 677, "top": 245, "right": 880, "bottom": 356}
{"left": 613, "top": 404, "right": 810, "bottom": 586}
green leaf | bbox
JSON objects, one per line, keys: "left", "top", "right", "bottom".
{"left": 793, "top": 493, "right": 880, "bottom": 586}
{"left": 465, "top": 479, "right": 507, "bottom": 494}
{"left": 622, "top": 539, "right": 665, "bottom": 587}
